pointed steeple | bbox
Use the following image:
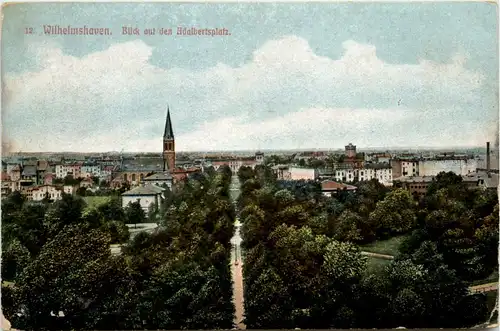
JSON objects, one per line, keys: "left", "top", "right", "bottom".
{"left": 163, "top": 107, "right": 174, "bottom": 140}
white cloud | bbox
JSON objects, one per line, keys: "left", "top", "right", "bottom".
{"left": 2, "top": 35, "right": 494, "bottom": 153}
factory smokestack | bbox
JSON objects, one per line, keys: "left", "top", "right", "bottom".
{"left": 486, "top": 141, "right": 491, "bottom": 174}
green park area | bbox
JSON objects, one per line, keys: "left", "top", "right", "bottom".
{"left": 360, "top": 235, "right": 408, "bottom": 256}
{"left": 365, "top": 256, "right": 392, "bottom": 275}
{"left": 83, "top": 196, "right": 112, "bottom": 209}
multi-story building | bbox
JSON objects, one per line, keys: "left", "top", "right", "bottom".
{"left": 401, "top": 160, "right": 419, "bottom": 177}
{"left": 332, "top": 163, "right": 393, "bottom": 186}
{"left": 334, "top": 163, "right": 358, "bottom": 182}
{"left": 394, "top": 174, "right": 482, "bottom": 198}
{"left": 21, "top": 164, "right": 37, "bottom": 183}
{"left": 272, "top": 165, "right": 292, "bottom": 180}
{"left": 55, "top": 163, "right": 82, "bottom": 179}
{"left": 36, "top": 160, "right": 51, "bottom": 185}
{"left": 345, "top": 143, "right": 357, "bottom": 158}
{"left": 211, "top": 155, "right": 261, "bottom": 173}
{"left": 1, "top": 172, "right": 11, "bottom": 197}
{"left": 9, "top": 165, "right": 22, "bottom": 181}
{"left": 100, "top": 166, "right": 115, "bottom": 180}
{"left": 255, "top": 152, "right": 265, "bottom": 164}
{"left": 418, "top": 157, "right": 478, "bottom": 177}
{"left": 289, "top": 167, "right": 318, "bottom": 181}
{"left": 81, "top": 163, "right": 101, "bottom": 178}
{"left": 63, "top": 185, "right": 78, "bottom": 195}
{"left": 392, "top": 156, "right": 478, "bottom": 179}
{"left": 30, "top": 185, "right": 63, "bottom": 201}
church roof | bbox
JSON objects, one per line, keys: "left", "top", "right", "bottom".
{"left": 122, "top": 185, "right": 164, "bottom": 196}
{"left": 144, "top": 172, "right": 173, "bottom": 180}
{"left": 163, "top": 107, "right": 174, "bottom": 140}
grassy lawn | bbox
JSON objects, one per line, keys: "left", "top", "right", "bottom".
{"left": 359, "top": 235, "right": 409, "bottom": 256}
{"left": 365, "top": 256, "right": 392, "bottom": 275}
{"left": 471, "top": 270, "right": 499, "bottom": 287}
{"left": 83, "top": 196, "right": 112, "bottom": 210}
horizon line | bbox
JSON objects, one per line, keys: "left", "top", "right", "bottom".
{"left": 2, "top": 145, "right": 493, "bottom": 155}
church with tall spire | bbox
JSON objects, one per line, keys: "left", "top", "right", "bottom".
{"left": 163, "top": 107, "right": 176, "bottom": 171}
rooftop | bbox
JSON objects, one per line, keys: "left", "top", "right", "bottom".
{"left": 144, "top": 172, "right": 173, "bottom": 180}
{"left": 321, "top": 180, "right": 357, "bottom": 191}
{"left": 122, "top": 184, "right": 166, "bottom": 196}
{"left": 364, "top": 163, "right": 392, "bottom": 169}
{"left": 393, "top": 176, "right": 435, "bottom": 183}
{"left": 22, "top": 165, "right": 37, "bottom": 176}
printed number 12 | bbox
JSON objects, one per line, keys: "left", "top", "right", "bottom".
{"left": 25, "top": 27, "right": 33, "bottom": 34}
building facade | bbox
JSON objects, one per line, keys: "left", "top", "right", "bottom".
{"left": 122, "top": 185, "right": 165, "bottom": 211}
{"left": 289, "top": 167, "right": 318, "bottom": 181}
{"left": 345, "top": 143, "right": 356, "bottom": 158}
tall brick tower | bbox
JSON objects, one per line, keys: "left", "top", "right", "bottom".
{"left": 163, "top": 107, "right": 175, "bottom": 171}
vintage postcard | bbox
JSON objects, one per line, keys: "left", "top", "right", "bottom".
{"left": 1, "top": 2, "right": 498, "bottom": 331}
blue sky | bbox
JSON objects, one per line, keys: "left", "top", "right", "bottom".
{"left": 2, "top": 2, "right": 498, "bottom": 152}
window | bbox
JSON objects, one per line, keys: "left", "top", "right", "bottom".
{"left": 132, "top": 174, "right": 136, "bottom": 182}
{"left": 123, "top": 174, "right": 128, "bottom": 181}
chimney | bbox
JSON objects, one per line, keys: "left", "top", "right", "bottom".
{"left": 486, "top": 141, "right": 491, "bottom": 174}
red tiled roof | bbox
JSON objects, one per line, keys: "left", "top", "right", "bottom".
{"left": 322, "top": 181, "right": 345, "bottom": 190}
{"left": 1, "top": 172, "right": 10, "bottom": 181}
{"left": 321, "top": 180, "right": 357, "bottom": 191}
{"left": 212, "top": 161, "right": 229, "bottom": 166}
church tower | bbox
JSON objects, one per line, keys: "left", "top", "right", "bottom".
{"left": 163, "top": 107, "right": 175, "bottom": 171}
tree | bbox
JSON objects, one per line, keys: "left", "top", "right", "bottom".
{"left": 7, "top": 226, "right": 137, "bottom": 330}
{"left": 96, "top": 196, "right": 126, "bottom": 223}
{"left": 308, "top": 158, "right": 326, "bottom": 169}
{"left": 474, "top": 204, "right": 499, "bottom": 278}
{"left": 332, "top": 210, "right": 371, "bottom": 243}
{"left": 63, "top": 175, "right": 80, "bottom": 186}
{"left": 76, "top": 187, "right": 88, "bottom": 196}
{"left": 237, "top": 166, "right": 254, "bottom": 183}
{"left": 102, "top": 220, "right": 130, "bottom": 244}
{"left": 125, "top": 201, "right": 146, "bottom": 228}
{"left": 1, "top": 239, "right": 30, "bottom": 281}
{"left": 147, "top": 202, "right": 158, "bottom": 223}
{"left": 426, "top": 171, "right": 465, "bottom": 197}
{"left": 368, "top": 188, "right": 417, "bottom": 238}
{"left": 244, "top": 267, "right": 294, "bottom": 328}
{"left": 382, "top": 258, "right": 489, "bottom": 328}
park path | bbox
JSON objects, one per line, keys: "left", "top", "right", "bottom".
{"left": 231, "top": 245, "right": 246, "bottom": 329}
{"left": 469, "top": 282, "right": 499, "bottom": 293}
{"left": 229, "top": 175, "right": 246, "bottom": 329}
{"left": 361, "top": 251, "right": 395, "bottom": 260}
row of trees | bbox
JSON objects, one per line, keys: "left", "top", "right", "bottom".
{"left": 2, "top": 166, "right": 236, "bottom": 330}
{"left": 237, "top": 165, "right": 497, "bottom": 328}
